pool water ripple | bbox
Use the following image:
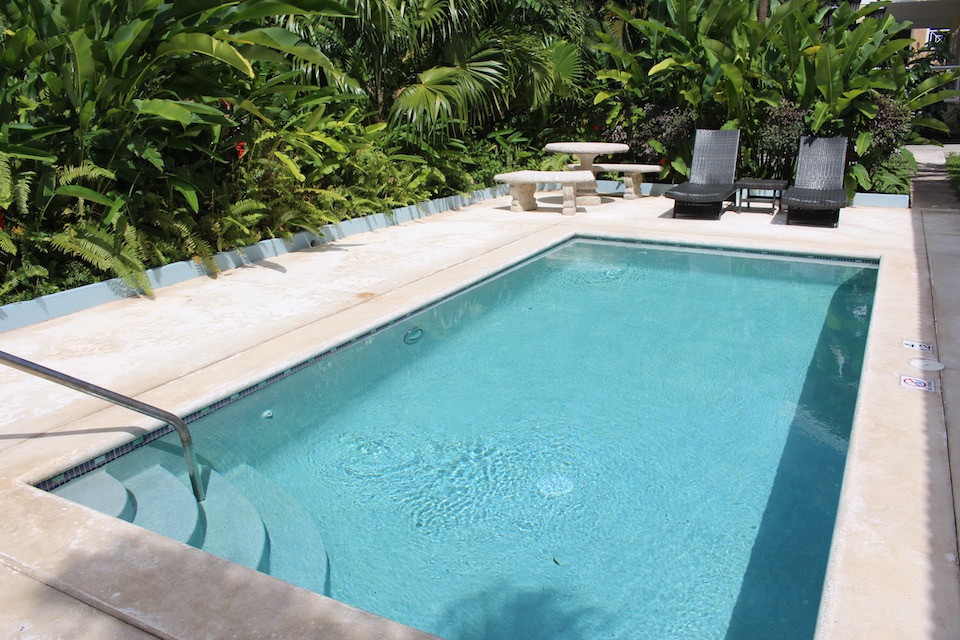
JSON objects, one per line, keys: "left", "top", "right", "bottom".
{"left": 81, "top": 239, "right": 876, "bottom": 639}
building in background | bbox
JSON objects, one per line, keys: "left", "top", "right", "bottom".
{"left": 864, "top": 0, "right": 960, "bottom": 59}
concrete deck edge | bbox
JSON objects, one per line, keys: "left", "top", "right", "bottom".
{"left": 0, "top": 186, "right": 908, "bottom": 334}
{"left": 0, "top": 185, "right": 511, "bottom": 334}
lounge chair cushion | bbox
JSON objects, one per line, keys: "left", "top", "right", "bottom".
{"left": 781, "top": 187, "right": 847, "bottom": 210}
{"left": 664, "top": 182, "right": 737, "bottom": 203}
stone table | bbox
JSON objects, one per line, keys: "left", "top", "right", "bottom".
{"left": 544, "top": 141, "right": 630, "bottom": 205}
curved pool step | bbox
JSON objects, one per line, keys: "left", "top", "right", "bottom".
{"left": 226, "top": 464, "right": 329, "bottom": 594}
{"left": 198, "top": 468, "right": 269, "bottom": 572}
{"left": 51, "top": 452, "right": 306, "bottom": 588}
{"left": 104, "top": 441, "right": 200, "bottom": 483}
{"left": 125, "top": 465, "right": 203, "bottom": 547}
{"left": 50, "top": 469, "right": 135, "bottom": 521}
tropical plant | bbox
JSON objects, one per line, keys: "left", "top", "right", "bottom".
{"left": 321, "top": 0, "right": 594, "bottom": 132}
{"left": 595, "top": 0, "right": 780, "bottom": 177}
{"left": 462, "top": 127, "right": 540, "bottom": 186}
{"left": 905, "top": 28, "right": 960, "bottom": 138}
{"left": 947, "top": 154, "right": 960, "bottom": 196}
{"left": 868, "top": 148, "right": 917, "bottom": 195}
{"left": 0, "top": 0, "right": 357, "bottom": 302}
{"left": 751, "top": 100, "right": 806, "bottom": 178}
{"left": 764, "top": 0, "right": 957, "bottom": 190}
{"left": 285, "top": 0, "right": 609, "bottom": 189}
{"left": 594, "top": 0, "right": 960, "bottom": 191}
{"left": 218, "top": 68, "right": 393, "bottom": 238}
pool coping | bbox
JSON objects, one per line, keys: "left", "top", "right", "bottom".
{"left": 0, "top": 193, "right": 957, "bottom": 638}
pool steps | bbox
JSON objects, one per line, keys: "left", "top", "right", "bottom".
{"left": 51, "top": 449, "right": 328, "bottom": 594}
{"left": 51, "top": 468, "right": 134, "bottom": 521}
{"left": 197, "top": 468, "right": 268, "bottom": 572}
{"left": 126, "top": 465, "right": 203, "bottom": 547}
{"left": 226, "top": 464, "right": 328, "bottom": 593}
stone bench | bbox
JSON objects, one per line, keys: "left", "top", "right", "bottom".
{"left": 567, "top": 163, "right": 661, "bottom": 199}
{"left": 493, "top": 170, "right": 596, "bottom": 215}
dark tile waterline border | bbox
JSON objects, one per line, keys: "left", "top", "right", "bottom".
{"left": 0, "top": 185, "right": 904, "bottom": 333}
{"left": 36, "top": 236, "right": 878, "bottom": 492}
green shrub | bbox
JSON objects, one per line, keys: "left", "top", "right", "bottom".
{"left": 747, "top": 101, "right": 807, "bottom": 180}
{"left": 868, "top": 149, "right": 917, "bottom": 195}
{"left": 603, "top": 103, "right": 694, "bottom": 180}
{"left": 947, "top": 154, "right": 960, "bottom": 195}
{"left": 594, "top": 0, "right": 960, "bottom": 192}
{"left": 0, "top": 0, "right": 358, "bottom": 303}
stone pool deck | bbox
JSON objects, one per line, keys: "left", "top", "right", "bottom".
{"left": 1, "top": 170, "right": 959, "bottom": 637}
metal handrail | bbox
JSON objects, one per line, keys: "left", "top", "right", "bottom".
{"left": 0, "top": 350, "right": 205, "bottom": 502}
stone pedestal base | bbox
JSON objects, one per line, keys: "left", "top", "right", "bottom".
{"left": 561, "top": 185, "right": 578, "bottom": 215}
{"left": 508, "top": 184, "right": 537, "bottom": 212}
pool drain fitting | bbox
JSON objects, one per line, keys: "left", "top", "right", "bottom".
{"left": 403, "top": 327, "right": 424, "bottom": 345}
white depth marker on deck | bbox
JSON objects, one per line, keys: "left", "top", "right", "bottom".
{"left": 903, "top": 339, "right": 934, "bottom": 352}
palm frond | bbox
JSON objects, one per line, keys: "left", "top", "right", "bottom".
{"left": 498, "top": 33, "right": 554, "bottom": 107}
{"left": 391, "top": 67, "right": 461, "bottom": 129}
{"left": 545, "top": 40, "right": 584, "bottom": 97}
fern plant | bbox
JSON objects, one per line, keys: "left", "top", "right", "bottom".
{"left": 50, "top": 222, "right": 151, "bottom": 295}
{"left": 0, "top": 151, "right": 51, "bottom": 304}
{"left": 0, "top": 262, "right": 49, "bottom": 302}
{"left": 34, "top": 162, "right": 152, "bottom": 294}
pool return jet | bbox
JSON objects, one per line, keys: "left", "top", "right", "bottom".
{"left": 0, "top": 350, "right": 205, "bottom": 502}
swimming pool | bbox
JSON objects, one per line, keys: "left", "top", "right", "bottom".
{"left": 48, "top": 237, "right": 877, "bottom": 639}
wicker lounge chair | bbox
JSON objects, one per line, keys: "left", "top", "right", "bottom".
{"left": 782, "top": 136, "right": 848, "bottom": 228}
{"left": 665, "top": 129, "right": 741, "bottom": 219}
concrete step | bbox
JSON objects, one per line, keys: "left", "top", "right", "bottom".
{"left": 102, "top": 440, "right": 196, "bottom": 483}
{"left": 198, "top": 468, "right": 268, "bottom": 572}
{"left": 124, "top": 465, "right": 203, "bottom": 547}
{"left": 226, "top": 464, "right": 329, "bottom": 594}
{"left": 52, "top": 444, "right": 287, "bottom": 583}
{"left": 50, "top": 469, "right": 135, "bottom": 521}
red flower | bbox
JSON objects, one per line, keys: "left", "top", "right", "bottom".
{"left": 659, "top": 158, "right": 666, "bottom": 166}
{"left": 236, "top": 142, "right": 247, "bottom": 159}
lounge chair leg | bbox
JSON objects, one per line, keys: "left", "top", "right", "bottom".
{"left": 561, "top": 185, "right": 578, "bottom": 215}
{"left": 785, "top": 207, "right": 840, "bottom": 227}
{"left": 509, "top": 184, "right": 537, "bottom": 212}
{"left": 673, "top": 201, "right": 722, "bottom": 219}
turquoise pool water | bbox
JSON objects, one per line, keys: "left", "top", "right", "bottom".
{"left": 56, "top": 239, "right": 878, "bottom": 639}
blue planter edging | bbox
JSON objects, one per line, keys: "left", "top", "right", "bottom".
{"left": 0, "top": 184, "right": 507, "bottom": 333}
{"left": 851, "top": 192, "right": 909, "bottom": 208}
